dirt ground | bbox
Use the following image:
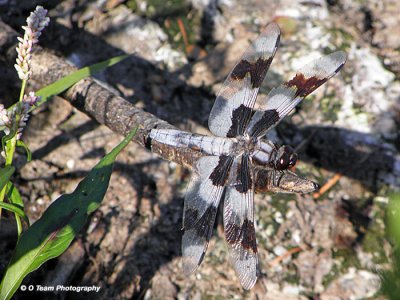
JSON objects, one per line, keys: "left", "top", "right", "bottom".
{"left": 0, "top": 0, "right": 399, "bottom": 299}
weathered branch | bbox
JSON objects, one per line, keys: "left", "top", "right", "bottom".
{"left": 0, "top": 18, "right": 198, "bottom": 168}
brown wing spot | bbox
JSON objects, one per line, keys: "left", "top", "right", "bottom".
{"left": 209, "top": 156, "right": 234, "bottom": 186}
{"left": 231, "top": 60, "right": 252, "bottom": 80}
{"left": 231, "top": 57, "right": 273, "bottom": 88}
{"left": 225, "top": 219, "right": 257, "bottom": 254}
{"left": 225, "top": 222, "right": 241, "bottom": 245}
{"left": 241, "top": 219, "right": 257, "bottom": 253}
{"left": 287, "top": 73, "right": 327, "bottom": 98}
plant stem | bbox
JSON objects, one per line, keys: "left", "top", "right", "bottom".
{"left": 19, "top": 80, "right": 26, "bottom": 103}
{"left": 0, "top": 79, "right": 27, "bottom": 209}
{"left": 0, "top": 188, "right": 6, "bottom": 208}
{"left": 7, "top": 79, "right": 27, "bottom": 166}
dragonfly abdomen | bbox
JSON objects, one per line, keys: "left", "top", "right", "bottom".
{"left": 149, "top": 129, "right": 234, "bottom": 156}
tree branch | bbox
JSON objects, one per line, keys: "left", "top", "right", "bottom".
{"left": 0, "top": 18, "right": 199, "bottom": 168}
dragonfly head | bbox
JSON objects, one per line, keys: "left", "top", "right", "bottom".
{"left": 275, "top": 145, "right": 297, "bottom": 170}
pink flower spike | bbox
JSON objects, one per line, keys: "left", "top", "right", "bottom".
{"left": 14, "top": 6, "right": 50, "bottom": 81}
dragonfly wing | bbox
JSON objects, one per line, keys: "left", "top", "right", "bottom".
{"left": 224, "top": 154, "right": 258, "bottom": 289}
{"left": 247, "top": 51, "right": 347, "bottom": 137}
{"left": 208, "top": 22, "right": 280, "bottom": 138}
{"left": 182, "top": 155, "right": 234, "bottom": 274}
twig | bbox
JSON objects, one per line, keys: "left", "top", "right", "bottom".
{"left": 177, "top": 18, "right": 190, "bottom": 52}
{"left": 313, "top": 173, "right": 342, "bottom": 199}
{"left": 269, "top": 246, "right": 304, "bottom": 267}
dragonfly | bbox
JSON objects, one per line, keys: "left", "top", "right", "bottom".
{"left": 149, "top": 22, "right": 346, "bottom": 289}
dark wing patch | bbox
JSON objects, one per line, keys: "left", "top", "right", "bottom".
{"left": 235, "top": 154, "right": 253, "bottom": 193}
{"left": 223, "top": 155, "right": 258, "bottom": 290}
{"left": 183, "top": 206, "right": 217, "bottom": 235}
{"left": 287, "top": 73, "right": 329, "bottom": 98}
{"left": 247, "top": 51, "right": 347, "bottom": 138}
{"left": 226, "top": 104, "right": 254, "bottom": 138}
{"left": 231, "top": 57, "right": 273, "bottom": 89}
{"left": 225, "top": 219, "right": 257, "bottom": 255}
{"left": 247, "top": 109, "right": 280, "bottom": 137}
{"left": 241, "top": 220, "right": 257, "bottom": 253}
{"left": 182, "top": 156, "right": 233, "bottom": 274}
{"left": 208, "top": 22, "right": 281, "bottom": 138}
{"left": 210, "top": 155, "right": 235, "bottom": 186}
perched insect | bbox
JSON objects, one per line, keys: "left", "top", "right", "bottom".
{"left": 149, "top": 22, "right": 346, "bottom": 289}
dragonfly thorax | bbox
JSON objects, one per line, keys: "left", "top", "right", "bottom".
{"left": 230, "top": 135, "right": 259, "bottom": 156}
{"left": 251, "top": 139, "right": 276, "bottom": 165}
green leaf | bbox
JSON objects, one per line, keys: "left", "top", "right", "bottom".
{"left": 16, "top": 140, "right": 32, "bottom": 162}
{"left": 6, "top": 182, "right": 24, "bottom": 207}
{"left": 387, "top": 193, "right": 400, "bottom": 246}
{"left": 6, "top": 182, "right": 26, "bottom": 235}
{"left": 0, "top": 127, "right": 137, "bottom": 300}
{"left": 0, "top": 202, "right": 29, "bottom": 225}
{"left": 34, "top": 54, "right": 129, "bottom": 109}
{"left": 380, "top": 192, "right": 400, "bottom": 299}
{"left": 0, "top": 166, "right": 15, "bottom": 191}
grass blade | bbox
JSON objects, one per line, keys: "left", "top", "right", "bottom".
{"left": 33, "top": 54, "right": 129, "bottom": 109}
{"left": 0, "top": 166, "right": 15, "bottom": 191}
{"left": 6, "top": 182, "right": 25, "bottom": 235}
{"left": 16, "top": 140, "right": 32, "bottom": 162}
{"left": 0, "top": 202, "right": 29, "bottom": 225}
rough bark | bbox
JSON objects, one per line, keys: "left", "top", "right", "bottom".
{"left": 0, "top": 18, "right": 197, "bottom": 168}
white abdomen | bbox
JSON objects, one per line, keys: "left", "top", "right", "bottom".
{"left": 149, "top": 129, "right": 235, "bottom": 156}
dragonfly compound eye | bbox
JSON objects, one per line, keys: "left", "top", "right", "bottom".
{"left": 276, "top": 151, "right": 290, "bottom": 170}
{"left": 289, "top": 153, "right": 298, "bottom": 167}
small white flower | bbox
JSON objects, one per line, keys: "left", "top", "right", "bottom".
{"left": 0, "top": 93, "right": 41, "bottom": 140}
{"left": 16, "top": 92, "right": 41, "bottom": 140}
{"left": 0, "top": 104, "right": 11, "bottom": 127}
{"left": 14, "top": 6, "right": 50, "bottom": 81}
